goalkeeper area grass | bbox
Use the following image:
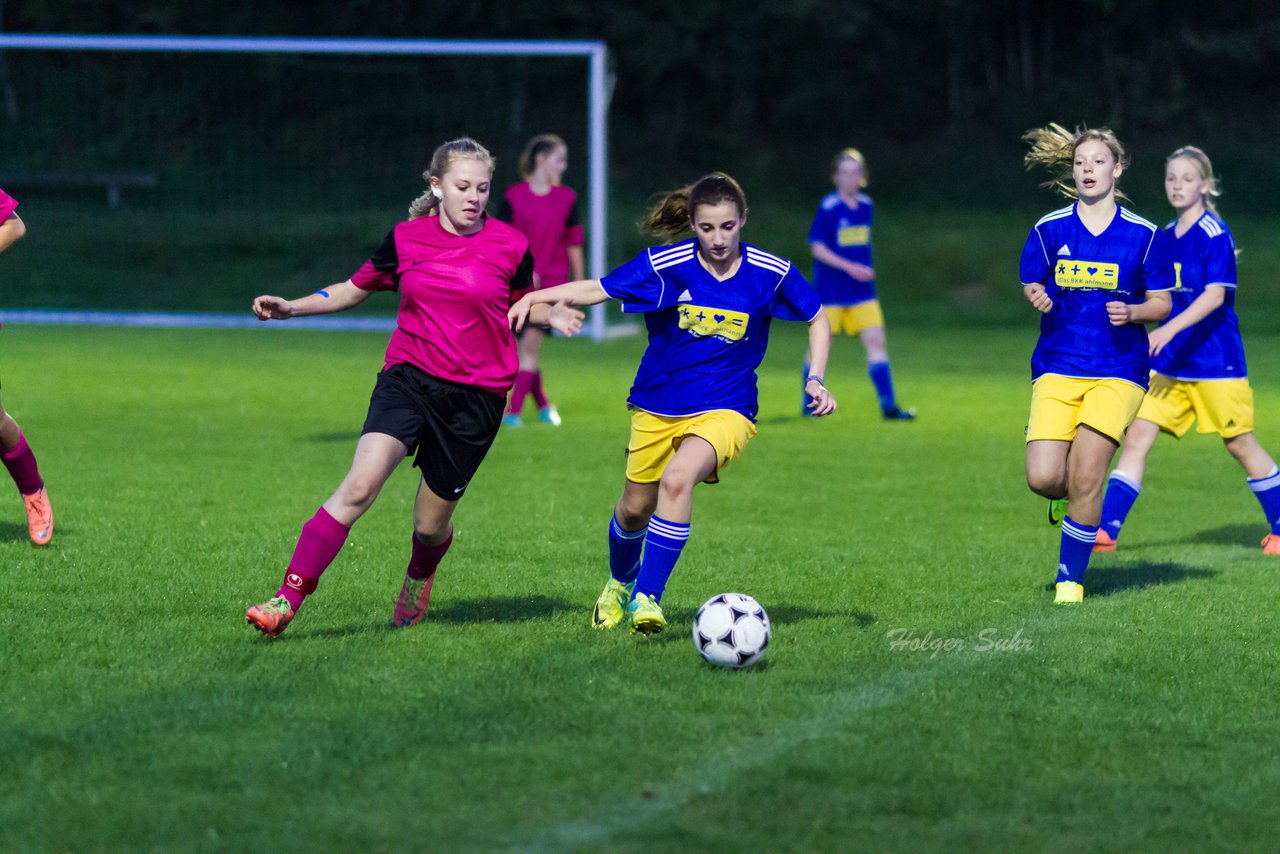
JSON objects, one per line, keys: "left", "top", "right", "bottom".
{"left": 2, "top": 319, "right": 1279, "bottom": 850}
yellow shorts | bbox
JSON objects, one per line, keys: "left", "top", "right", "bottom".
{"left": 1137, "top": 374, "right": 1254, "bottom": 439}
{"left": 1026, "top": 374, "right": 1145, "bottom": 444}
{"left": 825, "top": 300, "right": 884, "bottom": 336}
{"left": 625, "top": 409, "right": 756, "bottom": 484}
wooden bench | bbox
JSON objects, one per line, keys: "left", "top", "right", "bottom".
{"left": 0, "top": 171, "right": 158, "bottom": 209}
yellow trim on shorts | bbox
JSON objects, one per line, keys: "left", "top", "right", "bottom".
{"left": 625, "top": 409, "right": 757, "bottom": 485}
{"left": 1026, "top": 374, "right": 1145, "bottom": 444}
{"left": 1137, "top": 373, "right": 1255, "bottom": 439}
{"left": 824, "top": 300, "right": 884, "bottom": 336}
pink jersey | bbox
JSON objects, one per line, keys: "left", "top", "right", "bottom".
{"left": 0, "top": 188, "right": 17, "bottom": 221}
{"left": 350, "top": 214, "right": 534, "bottom": 394}
{"left": 497, "top": 182, "right": 584, "bottom": 288}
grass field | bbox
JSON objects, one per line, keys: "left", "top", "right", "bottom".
{"left": 3, "top": 317, "right": 1280, "bottom": 851}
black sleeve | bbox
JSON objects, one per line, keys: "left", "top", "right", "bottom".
{"left": 368, "top": 229, "right": 399, "bottom": 273}
{"left": 566, "top": 201, "right": 581, "bottom": 229}
{"left": 495, "top": 197, "right": 514, "bottom": 224}
{"left": 512, "top": 249, "right": 535, "bottom": 290}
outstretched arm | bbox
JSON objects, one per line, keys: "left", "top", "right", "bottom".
{"left": 252, "top": 280, "right": 373, "bottom": 321}
{"left": 804, "top": 312, "right": 837, "bottom": 417}
{"left": 509, "top": 278, "right": 609, "bottom": 332}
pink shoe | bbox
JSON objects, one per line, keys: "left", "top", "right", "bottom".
{"left": 393, "top": 574, "right": 436, "bottom": 627}
{"left": 22, "top": 487, "right": 53, "bottom": 545}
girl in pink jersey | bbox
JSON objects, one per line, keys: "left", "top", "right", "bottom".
{"left": 0, "top": 188, "right": 53, "bottom": 546}
{"left": 245, "top": 138, "right": 583, "bottom": 638}
{"left": 495, "top": 134, "right": 585, "bottom": 427}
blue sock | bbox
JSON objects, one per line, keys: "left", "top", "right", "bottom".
{"left": 1099, "top": 471, "right": 1142, "bottom": 539}
{"left": 633, "top": 515, "right": 689, "bottom": 603}
{"left": 1056, "top": 517, "right": 1099, "bottom": 584}
{"left": 868, "top": 360, "right": 896, "bottom": 411}
{"left": 1248, "top": 466, "right": 1280, "bottom": 535}
{"left": 801, "top": 361, "right": 815, "bottom": 414}
{"left": 608, "top": 515, "right": 646, "bottom": 583}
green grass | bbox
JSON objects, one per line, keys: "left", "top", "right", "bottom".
{"left": 2, "top": 319, "right": 1280, "bottom": 851}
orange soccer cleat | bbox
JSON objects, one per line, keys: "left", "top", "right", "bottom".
{"left": 1093, "top": 529, "right": 1117, "bottom": 553}
{"left": 392, "top": 574, "right": 437, "bottom": 628}
{"left": 22, "top": 487, "right": 53, "bottom": 546}
{"left": 246, "top": 596, "right": 295, "bottom": 638}
{"left": 1262, "top": 533, "right": 1280, "bottom": 556}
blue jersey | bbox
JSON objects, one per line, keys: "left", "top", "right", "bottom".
{"left": 599, "top": 239, "right": 822, "bottom": 421}
{"left": 1019, "top": 204, "right": 1175, "bottom": 389}
{"left": 808, "top": 192, "right": 875, "bottom": 306}
{"left": 1150, "top": 212, "right": 1246, "bottom": 380}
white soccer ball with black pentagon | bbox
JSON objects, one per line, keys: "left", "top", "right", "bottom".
{"left": 692, "top": 593, "right": 771, "bottom": 668}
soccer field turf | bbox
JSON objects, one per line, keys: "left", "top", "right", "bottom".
{"left": 3, "top": 321, "right": 1279, "bottom": 851}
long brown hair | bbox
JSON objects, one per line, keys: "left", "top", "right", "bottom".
{"left": 1023, "top": 122, "right": 1130, "bottom": 201}
{"left": 640, "top": 172, "right": 747, "bottom": 239}
{"left": 407, "top": 137, "right": 496, "bottom": 220}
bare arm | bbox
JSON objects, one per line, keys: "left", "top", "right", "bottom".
{"left": 1023, "top": 282, "right": 1053, "bottom": 314}
{"left": 804, "top": 312, "right": 837, "bottom": 416}
{"left": 811, "top": 241, "right": 873, "bottom": 281}
{"left": 252, "top": 279, "right": 373, "bottom": 321}
{"left": 1147, "top": 286, "right": 1225, "bottom": 355}
{"left": 0, "top": 213, "right": 26, "bottom": 255}
{"left": 508, "top": 278, "right": 609, "bottom": 332}
{"left": 1105, "top": 290, "right": 1172, "bottom": 327}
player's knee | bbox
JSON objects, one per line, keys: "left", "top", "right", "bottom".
{"left": 657, "top": 473, "right": 695, "bottom": 505}
{"left": 337, "top": 476, "right": 381, "bottom": 511}
{"left": 1026, "top": 467, "right": 1065, "bottom": 497}
{"left": 616, "top": 497, "right": 654, "bottom": 529}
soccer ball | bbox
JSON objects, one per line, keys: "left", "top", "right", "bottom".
{"left": 692, "top": 593, "right": 771, "bottom": 668}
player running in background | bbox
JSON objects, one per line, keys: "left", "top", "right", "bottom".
{"left": 244, "top": 138, "right": 582, "bottom": 638}
{"left": 509, "top": 172, "right": 836, "bottom": 635}
{"left": 804, "top": 148, "right": 913, "bottom": 420}
{"left": 1020, "top": 123, "right": 1173, "bottom": 603}
{"left": 0, "top": 188, "right": 53, "bottom": 545}
{"left": 495, "top": 133, "right": 585, "bottom": 428}
{"left": 1095, "top": 146, "right": 1280, "bottom": 555}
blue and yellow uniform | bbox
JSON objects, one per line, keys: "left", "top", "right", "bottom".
{"left": 1019, "top": 203, "right": 1175, "bottom": 443}
{"left": 808, "top": 191, "right": 883, "bottom": 334}
{"left": 599, "top": 239, "right": 821, "bottom": 481}
{"left": 1141, "top": 211, "right": 1252, "bottom": 437}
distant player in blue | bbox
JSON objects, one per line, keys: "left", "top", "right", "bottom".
{"left": 1020, "top": 123, "right": 1173, "bottom": 603}
{"left": 804, "top": 148, "right": 914, "bottom": 420}
{"left": 509, "top": 173, "right": 837, "bottom": 634}
{"left": 1095, "top": 146, "right": 1280, "bottom": 556}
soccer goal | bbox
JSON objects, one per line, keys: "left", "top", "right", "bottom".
{"left": 0, "top": 33, "right": 623, "bottom": 339}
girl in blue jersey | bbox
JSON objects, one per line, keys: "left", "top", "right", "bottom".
{"left": 509, "top": 173, "right": 836, "bottom": 634}
{"left": 1095, "top": 146, "right": 1280, "bottom": 556}
{"left": 804, "top": 148, "right": 914, "bottom": 420}
{"left": 1020, "top": 123, "right": 1174, "bottom": 603}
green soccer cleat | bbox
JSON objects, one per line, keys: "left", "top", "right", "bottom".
{"left": 1048, "top": 496, "right": 1069, "bottom": 527}
{"left": 592, "top": 577, "right": 634, "bottom": 630}
{"left": 627, "top": 592, "right": 667, "bottom": 636}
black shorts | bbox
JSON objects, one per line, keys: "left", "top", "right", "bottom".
{"left": 361, "top": 363, "right": 505, "bottom": 500}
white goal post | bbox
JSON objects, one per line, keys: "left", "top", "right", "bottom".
{"left": 0, "top": 33, "right": 618, "bottom": 339}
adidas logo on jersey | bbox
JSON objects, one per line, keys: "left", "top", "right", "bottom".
{"left": 677, "top": 290, "right": 693, "bottom": 302}
{"left": 1057, "top": 244, "right": 1071, "bottom": 255}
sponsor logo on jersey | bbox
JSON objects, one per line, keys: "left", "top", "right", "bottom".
{"left": 1055, "top": 259, "right": 1119, "bottom": 290}
{"left": 837, "top": 225, "right": 870, "bottom": 247}
{"left": 678, "top": 304, "right": 749, "bottom": 342}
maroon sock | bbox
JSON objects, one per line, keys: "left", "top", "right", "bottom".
{"left": 276, "top": 506, "right": 351, "bottom": 611}
{"left": 530, "top": 371, "right": 549, "bottom": 409}
{"left": 507, "top": 371, "right": 533, "bottom": 416}
{"left": 407, "top": 530, "right": 453, "bottom": 581}
{"left": 1, "top": 431, "right": 44, "bottom": 496}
